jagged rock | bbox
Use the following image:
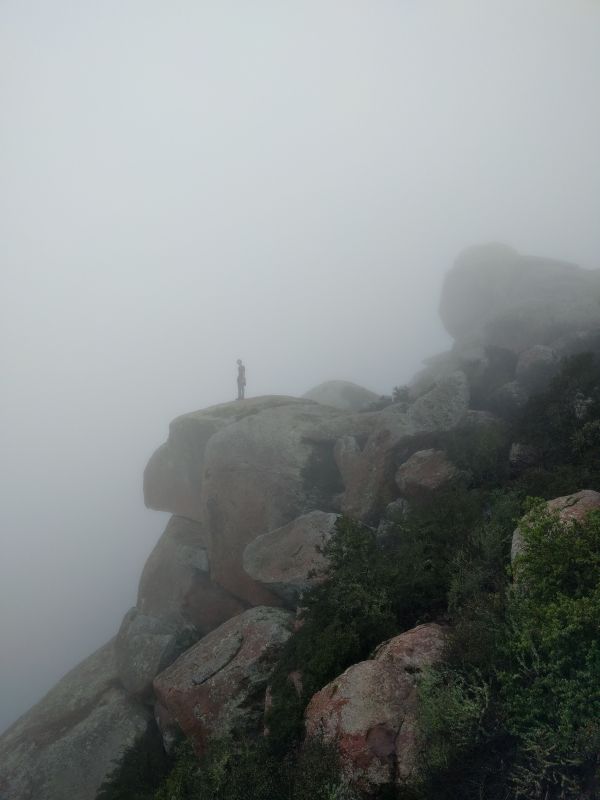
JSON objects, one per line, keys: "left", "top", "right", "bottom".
{"left": 305, "top": 623, "right": 446, "bottom": 791}
{"left": 337, "top": 373, "right": 469, "bottom": 521}
{"left": 153, "top": 607, "right": 293, "bottom": 751}
{"left": 511, "top": 489, "right": 600, "bottom": 563}
{"left": 137, "top": 515, "right": 246, "bottom": 635}
{"left": 395, "top": 449, "right": 460, "bottom": 497}
{"left": 116, "top": 609, "right": 182, "bottom": 696}
{"left": 303, "top": 380, "right": 380, "bottom": 411}
{"left": 0, "top": 640, "right": 151, "bottom": 800}
{"left": 243, "top": 511, "right": 338, "bottom": 606}
{"left": 515, "top": 345, "right": 560, "bottom": 393}
{"left": 440, "top": 243, "right": 600, "bottom": 353}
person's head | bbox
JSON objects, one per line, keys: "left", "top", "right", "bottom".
{"left": 237, "top": 359, "right": 243, "bottom": 366}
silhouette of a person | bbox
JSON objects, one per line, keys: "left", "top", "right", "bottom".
{"left": 237, "top": 359, "right": 246, "bottom": 400}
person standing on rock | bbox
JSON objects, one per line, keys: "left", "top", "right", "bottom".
{"left": 237, "top": 359, "right": 246, "bottom": 400}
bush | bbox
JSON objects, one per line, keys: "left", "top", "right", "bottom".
{"left": 499, "top": 503, "right": 600, "bottom": 798}
{"left": 96, "top": 724, "right": 173, "bottom": 800}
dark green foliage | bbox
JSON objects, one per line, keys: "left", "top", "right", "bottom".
{"left": 518, "top": 353, "right": 600, "bottom": 478}
{"left": 415, "top": 502, "right": 600, "bottom": 800}
{"left": 96, "top": 723, "right": 173, "bottom": 800}
{"left": 152, "top": 735, "right": 358, "bottom": 800}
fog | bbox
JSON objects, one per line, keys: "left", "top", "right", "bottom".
{"left": 1, "top": 0, "right": 599, "bottom": 733}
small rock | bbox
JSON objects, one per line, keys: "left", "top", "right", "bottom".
{"left": 395, "top": 449, "right": 460, "bottom": 497}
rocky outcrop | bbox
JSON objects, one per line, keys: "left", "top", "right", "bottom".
{"left": 337, "top": 372, "right": 470, "bottom": 521}
{"left": 136, "top": 515, "right": 246, "bottom": 635}
{"left": 144, "top": 397, "right": 376, "bottom": 607}
{"left": 303, "top": 380, "right": 380, "bottom": 411}
{"left": 395, "top": 449, "right": 460, "bottom": 497}
{"left": 511, "top": 489, "right": 600, "bottom": 563}
{"left": 440, "top": 243, "right": 600, "bottom": 353}
{"left": 243, "top": 511, "right": 338, "bottom": 606}
{"left": 305, "top": 623, "right": 446, "bottom": 791}
{"left": 153, "top": 606, "right": 293, "bottom": 751}
{"left": 0, "top": 640, "right": 151, "bottom": 800}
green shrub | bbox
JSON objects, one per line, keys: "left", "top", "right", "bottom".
{"left": 96, "top": 724, "right": 173, "bottom": 800}
{"left": 499, "top": 503, "right": 600, "bottom": 798}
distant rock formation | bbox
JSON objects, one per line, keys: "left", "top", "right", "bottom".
{"left": 303, "top": 380, "right": 380, "bottom": 411}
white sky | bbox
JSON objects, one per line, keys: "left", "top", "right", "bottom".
{"left": 1, "top": 0, "right": 599, "bottom": 731}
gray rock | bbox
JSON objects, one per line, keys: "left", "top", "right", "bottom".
{"left": 439, "top": 243, "right": 600, "bottom": 353}
{"left": 116, "top": 609, "right": 181, "bottom": 696}
{"left": 153, "top": 607, "right": 293, "bottom": 751}
{"left": 0, "top": 640, "right": 151, "bottom": 800}
{"left": 243, "top": 511, "right": 338, "bottom": 606}
{"left": 515, "top": 345, "right": 560, "bottom": 393}
{"left": 395, "top": 449, "right": 460, "bottom": 497}
{"left": 303, "top": 380, "right": 380, "bottom": 411}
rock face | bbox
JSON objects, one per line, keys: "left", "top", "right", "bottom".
{"left": 153, "top": 607, "right": 293, "bottom": 751}
{"left": 395, "top": 449, "right": 460, "bottom": 497}
{"left": 144, "top": 397, "right": 374, "bottom": 607}
{"left": 305, "top": 623, "right": 446, "bottom": 791}
{"left": 511, "top": 489, "right": 600, "bottom": 563}
{"left": 0, "top": 640, "right": 151, "bottom": 800}
{"left": 243, "top": 511, "right": 338, "bottom": 606}
{"left": 440, "top": 243, "right": 600, "bottom": 353}
{"left": 303, "top": 380, "right": 380, "bottom": 411}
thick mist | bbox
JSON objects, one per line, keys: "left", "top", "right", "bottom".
{"left": 1, "top": 0, "right": 599, "bottom": 732}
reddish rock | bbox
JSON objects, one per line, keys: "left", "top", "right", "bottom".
{"left": 153, "top": 607, "right": 293, "bottom": 751}
{"left": 305, "top": 623, "right": 446, "bottom": 790}
{"left": 395, "top": 449, "right": 460, "bottom": 497}
{"left": 243, "top": 511, "right": 338, "bottom": 606}
{"left": 511, "top": 489, "right": 600, "bottom": 563}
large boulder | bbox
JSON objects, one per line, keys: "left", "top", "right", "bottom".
{"left": 143, "top": 396, "right": 312, "bottom": 521}
{"left": 145, "top": 397, "right": 376, "bottom": 607}
{"left": 305, "top": 623, "right": 446, "bottom": 791}
{"left": 395, "top": 449, "right": 460, "bottom": 497}
{"left": 0, "top": 640, "right": 151, "bottom": 800}
{"left": 243, "top": 511, "right": 338, "bottom": 606}
{"left": 303, "top": 380, "right": 380, "bottom": 411}
{"left": 153, "top": 606, "right": 293, "bottom": 751}
{"left": 511, "top": 489, "right": 600, "bottom": 563}
{"left": 440, "top": 243, "right": 600, "bottom": 353}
